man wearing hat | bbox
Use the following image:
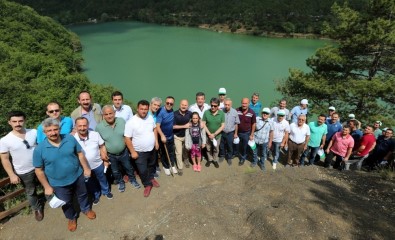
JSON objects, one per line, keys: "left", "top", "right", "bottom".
{"left": 252, "top": 107, "right": 273, "bottom": 170}
{"left": 373, "top": 121, "right": 382, "bottom": 139}
{"left": 290, "top": 99, "right": 309, "bottom": 124}
{"left": 218, "top": 88, "right": 227, "bottom": 110}
{"left": 271, "top": 109, "right": 290, "bottom": 169}
{"left": 326, "top": 106, "right": 336, "bottom": 122}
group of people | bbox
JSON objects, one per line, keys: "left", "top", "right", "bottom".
{"left": 1, "top": 88, "right": 394, "bottom": 232}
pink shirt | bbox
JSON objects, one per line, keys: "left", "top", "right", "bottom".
{"left": 330, "top": 132, "right": 354, "bottom": 157}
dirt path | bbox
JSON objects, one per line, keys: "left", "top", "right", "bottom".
{"left": 1, "top": 160, "right": 394, "bottom": 239}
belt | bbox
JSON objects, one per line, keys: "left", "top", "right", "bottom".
{"left": 289, "top": 139, "right": 305, "bottom": 145}
{"left": 108, "top": 148, "right": 127, "bottom": 156}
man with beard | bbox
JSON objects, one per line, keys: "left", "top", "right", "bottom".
{"left": 366, "top": 128, "right": 395, "bottom": 169}
{"left": 300, "top": 114, "right": 327, "bottom": 166}
{"left": 270, "top": 99, "right": 289, "bottom": 121}
{"left": 324, "top": 126, "right": 354, "bottom": 169}
{"left": 346, "top": 125, "right": 376, "bottom": 170}
{"left": 71, "top": 91, "right": 102, "bottom": 130}
{"left": 237, "top": 98, "right": 256, "bottom": 166}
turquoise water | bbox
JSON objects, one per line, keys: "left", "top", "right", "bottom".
{"left": 70, "top": 21, "right": 327, "bottom": 107}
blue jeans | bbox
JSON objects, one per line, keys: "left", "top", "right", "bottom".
{"left": 221, "top": 131, "right": 234, "bottom": 160}
{"left": 134, "top": 150, "right": 155, "bottom": 187}
{"left": 85, "top": 163, "right": 110, "bottom": 200}
{"left": 18, "top": 170, "right": 41, "bottom": 211}
{"left": 160, "top": 139, "right": 176, "bottom": 169}
{"left": 300, "top": 146, "right": 320, "bottom": 166}
{"left": 255, "top": 142, "right": 269, "bottom": 167}
{"left": 238, "top": 131, "right": 250, "bottom": 161}
{"left": 271, "top": 142, "right": 282, "bottom": 164}
{"left": 54, "top": 174, "right": 90, "bottom": 220}
{"left": 108, "top": 148, "right": 137, "bottom": 184}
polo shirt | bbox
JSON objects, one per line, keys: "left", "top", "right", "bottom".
{"left": 124, "top": 114, "right": 156, "bottom": 152}
{"left": 355, "top": 133, "right": 376, "bottom": 156}
{"left": 36, "top": 116, "right": 73, "bottom": 143}
{"left": 74, "top": 131, "right": 104, "bottom": 170}
{"left": 330, "top": 132, "right": 354, "bottom": 157}
{"left": 188, "top": 103, "right": 210, "bottom": 119}
{"left": 249, "top": 102, "right": 262, "bottom": 116}
{"left": 289, "top": 122, "right": 310, "bottom": 144}
{"left": 308, "top": 121, "right": 328, "bottom": 147}
{"left": 290, "top": 106, "right": 308, "bottom": 124}
{"left": 237, "top": 107, "right": 256, "bottom": 133}
{"left": 0, "top": 129, "right": 37, "bottom": 174}
{"left": 33, "top": 134, "right": 83, "bottom": 187}
{"left": 95, "top": 117, "right": 126, "bottom": 154}
{"left": 272, "top": 118, "right": 290, "bottom": 143}
{"left": 202, "top": 110, "right": 225, "bottom": 140}
{"left": 223, "top": 108, "right": 240, "bottom": 133}
{"left": 114, "top": 104, "right": 133, "bottom": 122}
{"left": 326, "top": 121, "right": 343, "bottom": 143}
{"left": 173, "top": 110, "right": 192, "bottom": 137}
{"left": 156, "top": 106, "right": 174, "bottom": 140}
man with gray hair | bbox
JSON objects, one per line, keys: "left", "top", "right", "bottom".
{"left": 33, "top": 118, "right": 95, "bottom": 232}
{"left": 149, "top": 97, "right": 162, "bottom": 176}
{"left": 220, "top": 98, "right": 239, "bottom": 166}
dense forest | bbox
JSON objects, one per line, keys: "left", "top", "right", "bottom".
{"left": 12, "top": 0, "right": 368, "bottom": 35}
{"left": 0, "top": 0, "right": 117, "bottom": 136}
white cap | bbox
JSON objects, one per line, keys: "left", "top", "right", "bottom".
{"left": 218, "top": 88, "right": 226, "bottom": 94}
{"left": 277, "top": 110, "right": 286, "bottom": 116}
{"left": 261, "top": 107, "right": 271, "bottom": 113}
{"left": 300, "top": 99, "right": 308, "bottom": 105}
{"left": 348, "top": 114, "right": 355, "bottom": 119}
{"left": 328, "top": 106, "right": 335, "bottom": 111}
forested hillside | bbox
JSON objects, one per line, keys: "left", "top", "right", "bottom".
{"left": 13, "top": 0, "right": 368, "bottom": 34}
{"left": 0, "top": 0, "right": 116, "bottom": 135}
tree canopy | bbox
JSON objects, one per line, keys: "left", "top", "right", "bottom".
{"left": 277, "top": 0, "right": 395, "bottom": 126}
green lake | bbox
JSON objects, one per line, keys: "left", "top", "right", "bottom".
{"left": 70, "top": 21, "right": 327, "bottom": 107}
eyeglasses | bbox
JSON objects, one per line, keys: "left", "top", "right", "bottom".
{"left": 262, "top": 113, "right": 269, "bottom": 115}
{"left": 211, "top": 105, "right": 218, "bottom": 108}
{"left": 22, "top": 140, "right": 31, "bottom": 149}
{"left": 165, "top": 102, "right": 174, "bottom": 106}
{"left": 48, "top": 109, "right": 60, "bottom": 114}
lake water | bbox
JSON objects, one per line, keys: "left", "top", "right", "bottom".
{"left": 70, "top": 21, "right": 326, "bottom": 107}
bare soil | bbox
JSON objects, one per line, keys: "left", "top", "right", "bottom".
{"left": 0, "top": 158, "right": 394, "bottom": 240}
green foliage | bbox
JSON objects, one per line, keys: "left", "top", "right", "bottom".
{"left": 277, "top": 0, "right": 395, "bottom": 127}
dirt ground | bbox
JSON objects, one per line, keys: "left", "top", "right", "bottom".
{"left": 1, "top": 157, "right": 394, "bottom": 240}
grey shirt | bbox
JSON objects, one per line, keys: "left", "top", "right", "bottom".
{"left": 223, "top": 108, "right": 240, "bottom": 133}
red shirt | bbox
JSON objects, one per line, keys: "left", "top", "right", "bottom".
{"left": 356, "top": 133, "right": 376, "bottom": 156}
{"left": 330, "top": 132, "right": 354, "bottom": 157}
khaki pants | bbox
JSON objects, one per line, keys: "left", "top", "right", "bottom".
{"left": 174, "top": 135, "right": 188, "bottom": 169}
{"left": 287, "top": 140, "right": 305, "bottom": 165}
{"left": 206, "top": 137, "right": 221, "bottom": 162}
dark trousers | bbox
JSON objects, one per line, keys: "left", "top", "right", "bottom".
{"left": 134, "top": 150, "right": 155, "bottom": 187}
{"left": 221, "top": 131, "right": 234, "bottom": 160}
{"left": 108, "top": 148, "right": 136, "bottom": 184}
{"left": 54, "top": 174, "right": 90, "bottom": 220}
{"left": 18, "top": 170, "right": 41, "bottom": 211}
{"left": 85, "top": 163, "right": 110, "bottom": 200}
{"left": 238, "top": 131, "right": 250, "bottom": 161}
{"left": 324, "top": 151, "right": 344, "bottom": 168}
{"left": 160, "top": 140, "right": 176, "bottom": 169}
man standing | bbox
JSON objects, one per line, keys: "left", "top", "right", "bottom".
{"left": 220, "top": 98, "right": 240, "bottom": 166}
{"left": 300, "top": 114, "right": 327, "bottom": 166}
{"left": 149, "top": 97, "right": 162, "bottom": 176}
{"left": 36, "top": 101, "right": 73, "bottom": 143}
{"left": 218, "top": 88, "right": 227, "bottom": 110}
{"left": 237, "top": 98, "right": 256, "bottom": 166}
{"left": 326, "top": 106, "right": 336, "bottom": 122}
{"left": 252, "top": 108, "right": 273, "bottom": 170}
{"left": 287, "top": 115, "right": 310, "bottom": 166}
{"left": 173, "top": 99, "right": 192, "bottom": 171}
{"left": 0, "top": 111, "right": 43, "bottom": 221}
{"left": 349, "top": 119, "right": 363, "bottom": 148}
{"left": 324, "top": 126, "right": 354, "bottom": 169}
{"left": 366, "top": 128, "right": 395, "bottom": 169}
{"left": 270, "top": 99, "right": 289, "bottom": 121}
{"left": 350, "top": 125, "right": 376, "bottom": 170}
{"left": 203, "top": 98, "right": 225, "bottom": 168}
{"left": 95, "top": 105, "right": 140, "bottom": 192}
{"left": 189, "top": 92, "right": 210, "bottom": 119}
{"left": 71, "top": 91, "right": 102, "bottom": 130}
{"left": 33, "top": 118, "right": 96, "bottom": 232}
{"left": 112, "top": 91, "right": 133, "bottom": 122}
{"left": 325, "top": 113, "right": 342, "bottom": 148}
{"left": 271, "top": 110, "right": 290, "bottom": 170}
{"left": 157, "top": 96, "right": 178, "bottom": 175}
{"left": 125, "top": 100, "right": 159, "bottom": 197}
{"left": 290, "top": 99, "right": 309, "bottom": 124}
{"left": 249, "top": 93, "right": 262, "bottom": 116}
{"left": 373, "top": 121, "right": 382, "bottom": 139}
{"left": 74, "top": 117, "right": 113, "bottom": 204}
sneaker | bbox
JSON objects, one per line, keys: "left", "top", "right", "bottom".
{"left": 151, "top": 179, "right": 160, "bottom": 188}
{"left": 171, "top": 166, "right": 178, "bottom": 174}
{"left": 144, "top": 186, "right": 152, "bottom": 197}
{"left": 156, "top": 166, "right": 161, "bottom": 172}
{"left": 154, "top": 172, "right": 159, "bottom": 178}
{"left": 184, "top": 161, "right": 190, "bottom": 168}
{"left": 227, "top": 159, "right": 232, "bottom": 166}
{"left": 105, "top": 192, "right": 113, "bottom": 199}
{"left": 193, "top": 164, "right": 197, "bottom": 171}
{"left": 273, "top": 163, "right": 277, "bottom": 170}
{"left": 238, "top": 160, "right": 245, "bottom": 166}
{"left": 84, "top": 210, "right": 96, "bottom": 220}
{"left": 130, "top": 180, "right": 141, "bottom": 189}
{"left": 177, "top": 169, "right": 183, "bottom": 176}
{"left": 118, "top": 182, "right": 125, "bottom": 192}
{"left": 218, "top": 156, "right": 225, "bottom": 163}
{"left": 205, "top": 161, "right": 211, "bottom": 167}
{"left": 250, "top": 163, "right": 257, "bottom": 168}
{"left": 164, "top": 168, "right": 171, "bottom": 176}
{"left": 93, "top": 198, "right": 100, "bottom": 205}
{"left": 197, "top": 165, "right": 201, "bottom": 172}
{"left": 213, "top": 161, "right": 219, "bottom": 168}
{"left": 68, "top": 219, "right": 77, "bottom": 232}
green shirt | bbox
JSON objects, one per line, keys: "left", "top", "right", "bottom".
{"left": 308, "top": 121, "right": 328, "bottom": 147}
{"left": 203, "top": 110, "right": 225, "bottom": 139}
{"left": 95, "top": 117, "right": 126, "bottom": 154}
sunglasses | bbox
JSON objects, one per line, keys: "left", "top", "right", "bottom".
{"left": 22, "top": 140, "right": 31, "bottom": 149}
{"left": 211, "top": 105, "right": 218, "bottom": 108}
{"left": 165, "top": 102, "right": 174, "bottom": 106}
{"left": 48, "top": 109, "right": 60, "bottom": 114}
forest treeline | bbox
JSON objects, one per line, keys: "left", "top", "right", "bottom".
{"left": 12, "top": 0, "right": 368, "bottom": 35}
{"left": 0, "top": 0, "right": 117, "bottom": 136}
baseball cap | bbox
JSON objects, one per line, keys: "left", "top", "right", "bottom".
{"left": 218, "top": 88, "right": 226, "bottom": 94}
{"left": 300, "top": 99, "right": 308, "bottom": 105}
{"left": 348, "top": 114, "right": 355, "bottom": 119}
{"left": 328, "top": 106, "right": 335, "bottom": 111}
{"left": 375, "top": 120, "right": 382, "bottom": 126}
{"left": 277, "top": 110, "right": 286, "bottom": 116}
{"left": 261, "top": 107, "right": 270, "bottom": 114}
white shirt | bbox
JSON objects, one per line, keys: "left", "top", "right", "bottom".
{"left": 124, "top": 115, "right": 156, "bottom": 152}
{"left": 289, "top": 122, "right": 310, "bottom": 144}
{"left": 114, "top": 104, "right": 133, "bottom": 122}
{"left": 188, "top": 103, "right": 210, "bottom": 119}
{"left": 0, "top": 129, "right": 37, "bottom": 174}
{"left": 272, "top": 118, "right": 290, "bottom": 143}
{"left": 74, "top": 131, "right": 104, "bottom": 170}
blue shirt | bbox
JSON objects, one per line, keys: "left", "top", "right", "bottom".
{"left": 33, "top": 134, "right": 83, "bottom": 187}
{"left": 36, "top": 116, "right": 73, "bottom": 143}
{"left": 290, "top": 106, "right": 308, "bottom": 123}
{"left": 249, "top": 102, "right": 262, "bottom": 116}
{"left": 326, "top": 121, "right": 343, "bottom": 144}
{"left": 351, "top": 129, "right": 363, "bottom": 145}
{"left": 156, "top": 106, "right": 174, "bottom": 140}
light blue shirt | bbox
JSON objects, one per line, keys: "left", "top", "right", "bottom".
{"left": 36, "top": 116, "right": 73, "bottom": 143}
{"left": 290, "top": 106, "right": 308, "bottom": 123}
{"left": 114, "top": 104, "right": 133, "bottom": 122}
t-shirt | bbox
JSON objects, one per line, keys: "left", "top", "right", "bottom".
{"left": 290, "top": 106, "right": 308, "bottom": 124}
{"left": 351, "top": 129, "right": 363, "bottom": 149}
{"left": 326, "top": 121, "right": 343, "bottom": 143}
{"left": 355, "top": 133, "right": 376, "bottom": 157}
{"left": 237, "top": 107, "right": 256, "bottom": 133}
{"left": 190, "top": 124, "right": 201, "bottom": 144}
{"left": 270, "top": 107, "right": 290, "bottom": 121}
{"left": 272, "top": 118, "right": 290, "bottom": 143}
{"left": 330, "top": 132, "right": 354, "bottom": 157}
{"left": 202, "top": 110, "right": 225, "bottom": 140}
{"left": 124, "top": 114, "right": 156, "bottom": 152}
{"left": 156, "top": 106, "right": 174, "bottom": 140}
{"left": 0, "top": 129, "right": 37, "bottom": 174}
{"left": 308, "top": 121, "right": 328, "bottom": 147}
{"left": 249, "top": 102, "right": 262, "bottom": 116}
{"left": 74, "top": 131, "right": 104, "bottom": 170}
{"left": 173, "top": 110, "right": 192, "bottom": 137}
{"left": 289, "top": 123, "right": 310, "bottom": 144}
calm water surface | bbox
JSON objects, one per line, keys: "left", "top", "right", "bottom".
{"left": 70, "top": 21, "right": 326, "bottom": 106}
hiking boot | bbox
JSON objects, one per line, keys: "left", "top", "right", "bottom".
{"left": 227, "top": 159, "right": 232, "bottom": 166}
{"left": 93, "top": 198, "right": 100, "bottom": 205}
{"left": 130, "top": 180, "right": 141, "bottom": 189}
{"left": 171, "top": 166, "right": 178, "bottom": 174}
{"left": 144, "top": 186, "right": 152, "bottom": 197}
{"left": 205, "top": 161, "right": 211, "bottom": 167}
{"left": 163, "top": 168, "right": 171, "bottom": 176}
{"left": 84, "top": 210, "right": 96, "bottom": 220}
{"left": 238, "top": 160, "right": 245, "bottom": 166}
{"left": 68, "top": 219, "right": 77, "bottom": 232}
{"left": 105, "top": 192, "right": 113, "bottom": 199}
{"left": 151, "top": 179, "right": 160, "bottom": 188}
{"left": 118, "top": 182, "right": 125, "bottom": 192}
{"left": 213, "top": 161, "right": 219, "bottom": 168}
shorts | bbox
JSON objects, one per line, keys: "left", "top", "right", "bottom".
{"left": 190, "top": 144, "right": 202, "bottom": 158}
